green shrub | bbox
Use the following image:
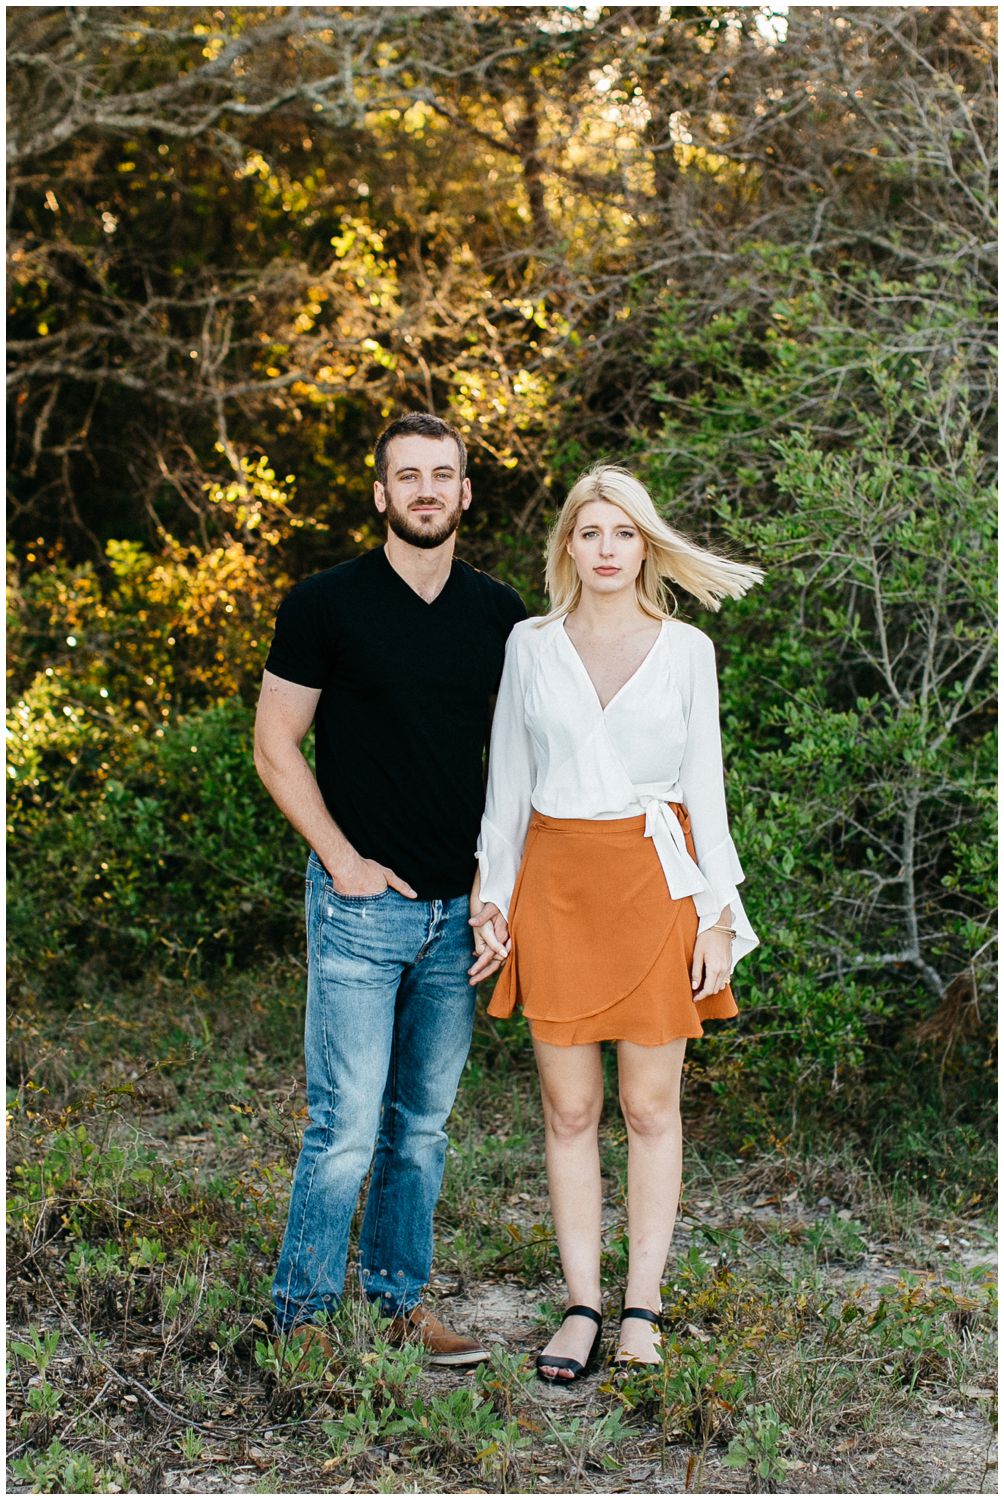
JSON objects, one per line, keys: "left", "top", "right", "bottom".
{"left": 8, "top": 698, "right": 296, "bottom": 994}
{"left": 644, "top": 249, "right": 995, "bottom": 1139}
{"left": 10, "top": 1439, "right": 123, "bottom": 1494}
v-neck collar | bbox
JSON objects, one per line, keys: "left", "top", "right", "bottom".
{"left": 379, "top": 546, "right": 458, "bottom": 607}
{"left": 559, "top": 618, "right": 666, "bottom": 714}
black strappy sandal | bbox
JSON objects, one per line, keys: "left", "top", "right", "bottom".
{"left": 612, "top": 1306, "right": 663, "bottom": 1371}
{"left": 534, "top": 1304, "right": 603, "bottom": 1385}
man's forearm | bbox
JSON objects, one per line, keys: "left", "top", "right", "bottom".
{"left": 254, "top": 741, "right": 357, "bottom": 877}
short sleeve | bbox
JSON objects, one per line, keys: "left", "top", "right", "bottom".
{"left": 488, "top": 581, "right": 528, "bottom": 687}
{"left": 264, "top": 582, "right": 332, "bottom": 690}
{"left": 503, "top": 585, "right": 529, "bottom": 633}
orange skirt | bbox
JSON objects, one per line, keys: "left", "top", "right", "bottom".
{"left": 487, "top": 805, "right": 738, "bottom": 1047}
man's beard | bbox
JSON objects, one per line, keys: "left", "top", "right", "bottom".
{"left": 384, "top": 492, "right": 464, "bottom": 550}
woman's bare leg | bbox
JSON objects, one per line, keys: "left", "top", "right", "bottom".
{"left": 615, "top": 1036, "right": 687, "bottom": 1363}
{"left": 532, "top": 1038, "right": 604, "bottom": 1378}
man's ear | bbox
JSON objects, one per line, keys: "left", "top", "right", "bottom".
{"left": 460, "top": 476, "right": 472, "bottom": 512}
{"left": 374, "top": 481, "right": 387, "bottom": 514}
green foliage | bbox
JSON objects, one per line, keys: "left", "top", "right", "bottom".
{"left": 10, "top": 1326, "right": 60, "bottom": 1376}
{"left": 10, "top": 1439, "right": 121, "bottom": 1495}
{"left": 725, "top": 1402, "right": 793, "bottom": 1489}
{"left": 177, "top": 1428, "right": 206, "bottom": 1462}
{"left": 315, "top": 1337, "right": 534, "bottom": 1486}
{"left": 858, "top": 1273, "right": 996, "bottom": 1392}
{"left": 6, "top": 521, "right": 304, "bottom": 992}
{"left": 8, "top": 586, "right": 296, "bottom": 992}
{"left": 10, "top": 1122, "right": 160, "bottom": 1238}
{"left": 646, "top": 249, "right": 995, "bottom": 1133}
{"left": 803, "top": 1212, "right": 868, "bottom": 1267}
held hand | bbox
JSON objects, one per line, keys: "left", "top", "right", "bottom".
{"left": 468, "top": 898, "right": 508, "bottom": 957}
{"left": 468, "top": 926, "right": 510, "bottom": 985}
{"left": 330, "top": 855, "right": 417, "bottom": 900}
{"left": 468, "top": 910, "right": 511, "bottom": 987}
{"left": 691, "top": 929, "right": 732, "bottom": 1002}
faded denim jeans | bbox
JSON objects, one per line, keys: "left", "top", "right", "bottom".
{"left": 272, "top": 851, "right": 476, "bottom": 1331}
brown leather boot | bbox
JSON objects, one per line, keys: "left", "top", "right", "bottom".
{"left": 386, "top": 1304, "right": 489, "bottom": 1367}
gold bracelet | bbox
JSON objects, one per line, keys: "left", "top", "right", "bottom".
{"left": 711, "top": 924, "right": 737, "bottom": 939}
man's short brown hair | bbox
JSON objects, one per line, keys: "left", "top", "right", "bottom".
{"left": 373, "top": 413, "right": 468, "bottom": 487}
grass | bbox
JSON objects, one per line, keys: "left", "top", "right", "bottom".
{"left": 6, "top": 970, "right": 998, "bottom": 1494}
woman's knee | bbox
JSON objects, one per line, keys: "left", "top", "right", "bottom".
{"left": 619, "top": 1093, "right": 680, "bottom": 1140}
{"left": 544, "top": 1095, "right": 602, "bottom": 1141}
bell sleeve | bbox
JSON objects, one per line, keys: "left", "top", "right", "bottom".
{"left": 677, "top": 632, "right": 759, "bottom": 969}
{"left": 476, "top": 627, "right": 536, "bottom": 921}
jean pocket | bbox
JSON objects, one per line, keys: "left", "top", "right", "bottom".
{"left": 326, "top": 886, "right": 393, "bottom": 909}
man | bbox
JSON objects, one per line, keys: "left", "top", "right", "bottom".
{"left": 255, "top": 412, "right": 525, "bottom": 1367}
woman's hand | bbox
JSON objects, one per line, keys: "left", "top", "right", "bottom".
{"left": 691, "top": 926, "right": 732, "bottom": 1001}
{"left": 468, "top": 881, "right": 511, "bottom": 986}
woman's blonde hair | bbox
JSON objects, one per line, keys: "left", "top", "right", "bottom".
{"left": 543, "top": 464, "right": 764, "bottom": 618}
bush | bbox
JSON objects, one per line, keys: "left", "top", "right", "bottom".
{"left": 9, "top": 698, "right": 298, "bottom": 996}
{"left": 644, "top": 250, "right": 995, "bottom": 1133}
{"left": 7, "top": 535, "right": 300, "bottom": 996}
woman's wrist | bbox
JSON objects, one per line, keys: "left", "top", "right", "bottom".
{"left": 710, "top": 905, "right": 734, "bottom": 939}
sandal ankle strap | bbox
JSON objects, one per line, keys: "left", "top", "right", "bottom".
{"left": 563, "top": 1304, "right": 603, "bottom": 1327}
{"left": 620, "top": 1305, "right": 663, "bottom": 1329}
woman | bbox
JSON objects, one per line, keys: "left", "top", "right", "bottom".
{"left": 468, "top": 464, "right": 762, "bottom": 1382}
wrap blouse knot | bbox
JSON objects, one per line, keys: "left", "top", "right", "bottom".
{"left": 641, "top": 795, "right": 708, "bottom": 901}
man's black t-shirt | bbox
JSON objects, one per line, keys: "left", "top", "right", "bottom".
{"left": 264, "top": 547, "right": 527, "bottom": 899}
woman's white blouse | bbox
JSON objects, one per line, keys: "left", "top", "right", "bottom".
{"left": 477, "top": 615, "right": 758, "bottom": 972}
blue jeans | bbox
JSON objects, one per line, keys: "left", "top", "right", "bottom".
{"left": 272, "top": 852, "right": 476, "bottom": 1331}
